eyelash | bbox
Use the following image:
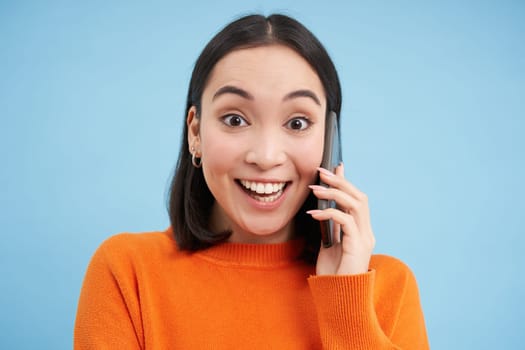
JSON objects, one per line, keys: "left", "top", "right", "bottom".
{"left": 221, "top": 114, "right": 249, "bottom": 127}
{"left": 220, "top": 114, "right": 312, "bottom": 131}
{"left": 285, "top": 116, "right": 311, "bottom": 131}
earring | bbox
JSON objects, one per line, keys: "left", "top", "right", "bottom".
{"left": 190, "top": 146, "right": 202, "bottom": 168}
{"left": 192, "top": 153, "right": 202, "bottom": 168}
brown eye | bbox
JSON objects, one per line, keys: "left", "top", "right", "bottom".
{"left": 286, "top": 117, "right": 310, "bottom": 131}
{"left": 222, "top": 114, "right": 248, "bottom": 127}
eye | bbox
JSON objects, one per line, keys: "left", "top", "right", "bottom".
{"left": 285, "top": 117, "right": 311, "bottom": 131}
{"left": 221, "top": 114, "right": 248, "bottom": 127}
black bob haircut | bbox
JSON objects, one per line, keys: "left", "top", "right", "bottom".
{"left": 167, "top": 13, "right": 342, "bottom": 263}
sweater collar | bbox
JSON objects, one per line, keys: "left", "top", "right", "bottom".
{"left": 195, "top": 239, "right": 305, "bottom": 268}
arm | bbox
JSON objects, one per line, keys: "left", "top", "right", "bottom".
{"left": 74, "top": 237, "right": 143, "bottom": 350}
{"left": 308, "top": 164, "right": 428, "bottom": 349}
{"left": 308, "top": 262, "right": 429, "bottom": 349}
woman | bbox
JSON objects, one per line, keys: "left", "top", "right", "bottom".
{"left": 75, "top": 14, "right": 429, "bottom": 349}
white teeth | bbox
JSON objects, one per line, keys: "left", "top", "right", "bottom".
{"left": 256, "top": 183, "right": 265, "bottom": 194}
{"left": 255, "top": 191, "right": 282, "bottom": 202}
{"left": 239, "top": 180, "right": 286, "bottom": 195}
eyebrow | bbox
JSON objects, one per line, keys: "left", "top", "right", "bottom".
{"left": 283, "top": 89, "right": 321, "bottom": 106}
{"left": 212, "top": 86, "right": 254, "bottom": 101}
{"left": 212, "top": 85, "right": 321, "bottom": 106}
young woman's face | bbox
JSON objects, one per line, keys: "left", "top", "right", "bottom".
{"left": 188, "top": 44, "right": 326, "bottom": 244}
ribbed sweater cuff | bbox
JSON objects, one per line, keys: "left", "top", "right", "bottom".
{"left": 308, "top": 271, "right": 392, "bottom": 349}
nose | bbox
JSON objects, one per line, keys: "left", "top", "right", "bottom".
{"left": 245, "top": 129, "right": 287, "bottom": 170}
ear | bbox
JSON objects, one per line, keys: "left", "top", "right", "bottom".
{"left": 187, "top": 106, "right": 201, "bottom": 154}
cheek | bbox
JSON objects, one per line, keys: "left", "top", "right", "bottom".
{"left": 291, "top": 135, "right": 324, "bottom": 181}
{"left": 200, "top": 127, "right": 240, "bottom": 176}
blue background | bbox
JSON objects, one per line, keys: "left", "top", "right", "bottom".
{"left": 1, "top": 1, "right": 523, "bottom": 348}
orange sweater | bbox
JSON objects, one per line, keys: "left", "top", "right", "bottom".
{"left": 74, "top": 229, "right": 428, "bottom": 349}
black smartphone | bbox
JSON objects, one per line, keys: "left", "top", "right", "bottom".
{"left": 318, "top": 111, "right": 342, "bottom": 248}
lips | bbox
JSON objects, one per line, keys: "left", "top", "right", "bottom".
{"left": 237, "top": 179, "right": 288, "bottom": 203}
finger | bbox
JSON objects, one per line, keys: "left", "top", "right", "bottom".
{"left": 317, "top": 167, "right": 367, "bottom": 202}
{"left": 306, "top": 208, "right": 359, "bottom": 239}
{"left": 308, "top": 185, "right": 369, "bottom": 227}
{"left": 308, "top": 209, "right": 365, "bottom": 256}
{"left": 333, "top": 222, "right": 342, "bottom": 244}
{"left": 309, "top": 185, "right": 359, "bottom": 210}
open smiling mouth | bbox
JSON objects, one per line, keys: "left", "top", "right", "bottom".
{"left": 236, "top": 180, "right": 289, "bottom": 203}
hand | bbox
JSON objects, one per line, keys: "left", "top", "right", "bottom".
{"left": 307, "top": 163, "right": 376, "bottom": 275}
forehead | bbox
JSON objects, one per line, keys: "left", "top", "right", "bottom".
{"left": 203, "top": 44, "right": 325, "bottom": 99}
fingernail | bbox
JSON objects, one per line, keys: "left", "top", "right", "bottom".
{"left": 317, "top": 167, "right": 334, "bottom": 176}
{"left": 306, "top": 209, "right": 321, "bottom": 215}
{"left": 308, "top": 185, "right": 327, "bottom": 191}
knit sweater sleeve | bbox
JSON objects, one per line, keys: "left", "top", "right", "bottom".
{"left": 74, "top": 235, "right": 143, "bottom": 350}
{"left": 307, "top": 255, "right": 429, "bottom": 349}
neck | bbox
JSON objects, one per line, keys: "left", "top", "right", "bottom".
{"left": 227, "top": 225, "right": 295, "bottom": 244}
{"left": 209, "top": 202, "right": 296, "bottom": 244}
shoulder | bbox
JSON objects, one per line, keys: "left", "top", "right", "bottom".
{"left": 369, "top": 254, "right": 421, "bottom": 299}
{"left": 92, "top": 228, "right": 183, "bottom": 268}
{"left": 370, "top": 254, "right": 413, "bottom": 275}
{"left": 99, "top": 228, "right": 175, "bottom": 252}
{"left": 370, "top": 254, "right": 418, "bottom": 290}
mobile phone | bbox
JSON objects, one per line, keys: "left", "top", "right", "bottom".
{"left": 318, "top": 111, "right": 342, "bottom": 248}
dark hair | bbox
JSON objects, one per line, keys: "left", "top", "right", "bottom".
{"left": 168, "top": 13, "right": 342, "bottom": 263}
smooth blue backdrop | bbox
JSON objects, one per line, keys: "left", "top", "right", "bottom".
{"left": 1, "top": 1, "right": 523, "bottom": 349}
